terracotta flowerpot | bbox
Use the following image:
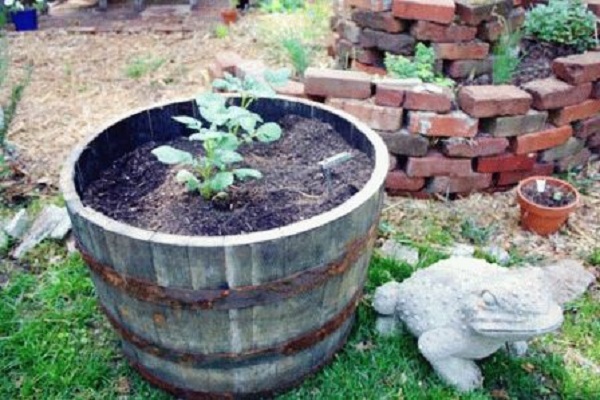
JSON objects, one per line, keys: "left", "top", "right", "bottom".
{"left": 220, "top": 8, "right": 238, "bottom": 25}
{"left": 516, "top": 176, "right": 580, "bottom": 236}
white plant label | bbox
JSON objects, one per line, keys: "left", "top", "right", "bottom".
{"left": 535, "top": 179, "right": 546, "bottom": 193}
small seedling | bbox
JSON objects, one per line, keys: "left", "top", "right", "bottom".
{"left": 384, "top": 43, "right": 455, "bottom": 88}
{"left": 152, "top": 69, "right": 290, "bottom": 201}
{"left": 214, "top": 24, "right": 229, "bottom": 39}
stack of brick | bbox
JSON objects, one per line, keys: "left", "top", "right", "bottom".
{"left": 304, "top": 49, "right": 600, "bottom": 197}
{"left": 333, "top": 0, "right": 525, "bottom": 81}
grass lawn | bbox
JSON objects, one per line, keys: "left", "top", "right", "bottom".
{"left": 1, "top": 210, "right": 598, "bottom": 399}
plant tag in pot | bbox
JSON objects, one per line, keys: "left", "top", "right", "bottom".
{"left": 535, "top": 179, "right": 546, "bottom": 193}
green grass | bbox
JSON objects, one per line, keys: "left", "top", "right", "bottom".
{"left": 124, "top": 56, "right": 166, "bottom": 80}
{"left": 0, "top": 237, "right": 597, "bottom": 399}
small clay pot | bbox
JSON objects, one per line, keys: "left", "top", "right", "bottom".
{"left": 220, "top": 8, "right": 238, "bottom": 25}
{"left": 516, "top": 176, "right": 580, "bottom": 236}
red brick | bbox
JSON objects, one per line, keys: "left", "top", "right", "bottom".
{"left": 392, "top": 0, "right": 456, "bottom": 24}
{"left": 455, "top": 0, "right": 513, "bottom": 26}
{"left": 326, "top": 98, "right": 403, "bottom": 131}
{"left": 555, "top": 148, "right": 592, "bottom": 172}
{"left": 497, "top": 163, "right": 554, "bottom": 186}
{"left": 511, "top": 125, "right": 573, "bottom": 154}
{"left": 355, "top": 48, "right": 384, "bottom": 65}
{"left": 404, "top": 84, "right": 454, "bottom": 112}
{"left": 385, "top": 170, "right": 426, "bottom": 191}
{"left": 375, "top": 85, "right": 405, "bottom": 107}
{"left": 352, "top": 10, "right": 406, "bottom": 33}
{"left": 304, "top": 68, "right": 372, "bottom": 99}
{"left": 441, "top": 137, "right": 509, "bottom": 157}
{"left": 274, "top": 80, "right": 305, "bottom": 98}
{"left": 410, "top": 21, "right": 477, "bottom": 42}
{"left": 378, "top": 130, "right": 430, "bottom": 156}
{"left": 593, "top": 82, "right": 600, "bottom": 99}
{"left": 360, "top": 29, "right": 416, "bottom": 55}
{"left": 446, "top": 59, "right": 493, "bottom": 79}
{"left": 549, "top": 100, "right": 600, "bottom": 126}
{"left": 433, "top": 42, "right": 490, "bottom": 60}
{"left": 408, "top": 111, "right": 478, "bottom": 137}
{"left": 458, "top": 85, "right": 532, "bottom": 118}
{"left": 346, "top": 0, "right": 392, "bottom": 12}
{"left": 388, "top": 153, "right": 399, "bottom": 171}
{"left": 477, "top": 8, "right": 525, "bottom": 42}
{"left": 235, "top": 60, "right": 267, "bottom": 81}
{"left": 207, "top": 62, "right": 224, "bottom": 81}
{"left": 406, "top": 151, "right": 473, "bottom": 177}
{"left": 215, "top": 51, "right": 243, "bottom": 75}
{"left": 476, "top": 152, "right": 536, "bottom": 173}
{"left": 522, "top": 78, "right": 592, "bottom": 110}
{"left": 588, "top": 132, "right": 600, "bottom": 147}
{"left": 586, "top": 0, "right": 600, "bottom": 17}
{"left": 575, "top": 115, "right": 600, "bottom": 139}
{"left": 352, "top": 60, "right": 387, "bottom": 76}
{"left": 552, "top": 52, "right": 600, "bottom": 85}
{"left": 428, "top": 173, "right": 493, "bottom": 193}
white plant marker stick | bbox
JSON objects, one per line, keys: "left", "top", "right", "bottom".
{"left": 536, "top": 179, "right": 546, "bottom": 193}
{"left": 319, "top": 152, "right": 353, "bottom": 196}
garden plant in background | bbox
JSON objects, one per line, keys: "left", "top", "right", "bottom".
{"left": 281, "top": 35, "right": 311, "bottom": 78}
{"left": 384, "top": 43, "right": 454, "bottom": 87}
{"left": 259, "top": 0, "right": 304, "bottom": 13}
{"left": 492, "top": 17, "right": 522, "bottom": 84}
{"left": 524, "top": 0, "right": 598, "bottom": 52}
{"left": 152, "top": 70, "right": 289, "bottom": 200}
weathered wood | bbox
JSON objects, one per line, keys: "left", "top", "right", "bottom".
{"left": 62, "top": 96, "right": 389, "bottom": 398}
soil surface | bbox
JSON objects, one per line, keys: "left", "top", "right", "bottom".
{"left": 462, "top": 39, "right": 582, "bottom": 87}
{"left": 521, "top": 180, "right": 576, "bottom": 208}
{"left": 82, "top": 115, "right": 374, "bottom": 236}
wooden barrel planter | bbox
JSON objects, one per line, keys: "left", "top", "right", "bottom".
{"left": 60, "top": 96, "right": 389, "bottom": 398}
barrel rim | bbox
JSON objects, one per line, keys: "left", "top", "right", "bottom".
{"left": 60, "top": 95, "right": 389, "bottom": 247}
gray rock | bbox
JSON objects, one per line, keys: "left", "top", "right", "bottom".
{"left": 373, "top": 257, "right": 593, "bottom": 392}
{"left": 11, "top": 205, "right": 71, "bottom": 259}
{"left": 380, "top": 240, "right": 419, "bottom": 265}
{"left": 482, "top": 245, "right": 510, "bottom": 265}
{"left": 450, "top": 243, "right": 475, "bottom": 257}
{"left": 4, "top": 209, "right": 30, "bottom": 239}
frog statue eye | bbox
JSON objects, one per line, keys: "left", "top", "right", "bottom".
{"left": 481, "top": 290, "right": 498, "bottom": 307}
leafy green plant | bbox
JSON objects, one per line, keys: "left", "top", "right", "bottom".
{"left": 214, "top": 24, "right": 229, "bottom": 39}
{"left": 524, "top": 0, "right": 598, "bottom": 52}
{"left": 384, "top": 43, "right": 455, "bottom": 87}
{"left": 460, "top": 218, "right": 495, "bottom": 246}
{"left": 588, "top": 248, "right": 600, "bottom": 266}
{"left": 281, "top": 35, "right": 311, "bottom": 77}
{"left": 493, "top": 17, "right": 523, "bottom": 84}
{"left": 259, "top": 0, "right": 304, "bottom": 13}
{"left": 124, "top": 55, "right": 165, "bottom": 79}
{"left": 152, "top": 70, "right": 289, "bottom": 200}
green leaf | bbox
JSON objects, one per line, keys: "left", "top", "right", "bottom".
{"left": 209, "top": 171, "right": 234, "bottom": 192}
{"left": 175, "top": 170, "right": 200, "bottom": 192}
{"left": 151, "top": 146, "right": 194, "bottom": 165}
{"left": 216, "top": 133, "right": 240, "bottom": 150}
{"left": 172, "top": 116, "right": 202, "bottom": 130}
{"left": 255, "top": 122, "right": 282, "bottom": 142}
{"left": 215, "top": 149, "right": 243, "bottom": 165}
{"left": 264, "top": 68, "right": 291, "bottom": 87}
{"left": 234, "top": 168, "right": 263, "bottom": 180}
{"left": 200, "top": 106, "right": 229, "bottom": 126}
{"left": 196, "top": 92, "right": 226, "bottom": 109}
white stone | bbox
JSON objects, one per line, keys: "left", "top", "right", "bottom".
{"left": 11, "top": 205, "right": 71, "bottom": 259}
{"left": 483, "top": 245, "right": 510, "bottom": 265}
{"left": 380, "top": 239, "right": 419, "bottom": 265}
{"left": 449, "top": 243, "right": 475, "bottom": 257}
{"left": 4, "top": 209, "right": 30, "bottom": 239}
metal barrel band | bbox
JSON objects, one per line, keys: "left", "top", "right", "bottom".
{"left": 100, "top": 289, "right": 361, "bottom": 366}
{"left": 122, "top": 319, "right": 353, "bottom": 400}
{"left": 77, "top": 223, "right": 376, "bottom": 310}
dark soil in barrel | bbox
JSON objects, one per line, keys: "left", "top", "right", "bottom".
{"left": 520, "top": 181, "right": 576, "bottom": 208}
{"left": 82, "top": 115, "right": 374, "bottom": 236}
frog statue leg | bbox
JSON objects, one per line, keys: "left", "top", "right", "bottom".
{"left": 418, "top": 327, "right": 483, "bottom": 392}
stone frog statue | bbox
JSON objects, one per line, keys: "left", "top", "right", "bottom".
{"left": 373, "top": 257, "right": 595, "bottom": 392}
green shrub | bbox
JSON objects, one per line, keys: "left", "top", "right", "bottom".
{"left": 214, "top": 24, "right": 229, "bottom": 39}
{"left": 493, "top": 19, "right": 522, "bottom": 84}
{"left": 524, "top": 0, "right": 598, "bottom": 52}
{"left": 384, "top": 43, "right": 454, "bottom": 87}
{"left": 259, "top": 0, "right": 304, "bottom": 13}
{"left": 281, "top": 36, "right": 311, "bottom": 77}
